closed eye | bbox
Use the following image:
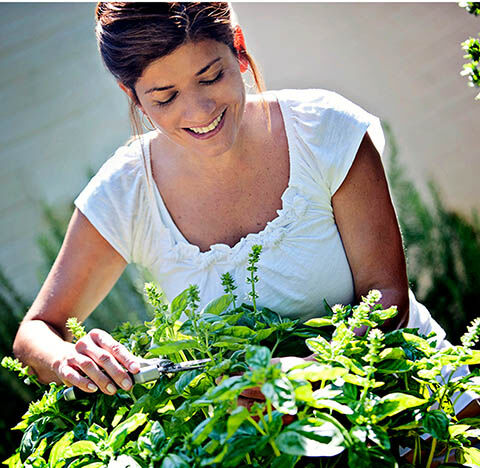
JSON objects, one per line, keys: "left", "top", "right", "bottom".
{"left": 200, "top": 69, "right": 224, "bottom": 85}
{"left": 154, "top": 92, "right": 178, "bottom": 107}
{"left": 153, "top": 69, "right": 224, "bottom": 108}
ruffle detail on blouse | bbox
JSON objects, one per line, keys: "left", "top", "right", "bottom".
{"left": 158, "top": 186, "right": 311, "bottom": 269}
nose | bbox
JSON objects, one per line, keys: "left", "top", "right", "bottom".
{"left": 181, "top": 90, "right": 217, "bottom": 126}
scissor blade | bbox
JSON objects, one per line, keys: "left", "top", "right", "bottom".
{"left": 163, "top": 358, "right": 211, "bottom": 373}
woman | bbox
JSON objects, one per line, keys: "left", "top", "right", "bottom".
{"left": 12, "top": 2, "right": 475, "bottom": 415}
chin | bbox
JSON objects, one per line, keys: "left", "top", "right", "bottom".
{"left": 187, "top": 128, "right": 238, "bottom": 158}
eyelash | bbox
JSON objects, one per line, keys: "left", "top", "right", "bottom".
{"left": 154, "top": 70, "right": 224, "bottom": 108}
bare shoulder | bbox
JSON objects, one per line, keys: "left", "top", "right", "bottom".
{"left": 244, "top": 92, "right": 285, "bottom": 144}
{"left": 149, "top": 130, "right": 177, "bottom": 159}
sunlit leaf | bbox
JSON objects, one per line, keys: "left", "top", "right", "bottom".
{"left": 63, "top": 440, "right": 97, "bottom": 458}
{"left": 201, "top": 294, "right": 233, "bottom": 316}
{"left": 288, "top": 363, "right": 348, "bottom": 382}
{"left": 107, "top": 413, "right": 147, "bottom": 451}
{"left": 374, "top": 393, "right": 427, "bottom": 422}
{"left": 149, "top": 339, "right": 200, "bottom": 355}
{"left": 304, "top": 318, "right": 332, "bottom": 328}
{"left": 48, "top": 431, "right": 74, "bottom": 465}
{"left": 275, "top": 420, "right": 345, "bottom": 457}
{"left": 226, "top": 406, "right": 250, "bottom": 438}
{"left": 311, "top": 399, "right": 353, "bottom": 415}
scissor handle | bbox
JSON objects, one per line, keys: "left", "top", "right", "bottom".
{"left": 63, "top": 366, "right": 161, "bottom": 401}
{"left": 63, "top": 358, "right": 211, "bottom": 401}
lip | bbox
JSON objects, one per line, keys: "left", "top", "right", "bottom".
{"left": 183, "top": 109, "right": 226, "bottom": 140}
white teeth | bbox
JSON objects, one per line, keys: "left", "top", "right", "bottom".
{"left": 188, "top": 111, "right": 224, "bottom": 134}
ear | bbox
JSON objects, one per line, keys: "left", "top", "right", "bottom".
{"left": 118, "top": 82, "right": 144, "bottom": 111}
{"left": 233, "top": 25, "right": 249, "bottom": 73}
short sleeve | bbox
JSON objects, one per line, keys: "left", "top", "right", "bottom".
{"left": 280, "top": 89, "right": 385, "bottom": 196}
{"left": 321, "top": 92, "right": 384, "bottom": 195}
{"left": 74, "top": 142, "right": 148, "bottom": 264}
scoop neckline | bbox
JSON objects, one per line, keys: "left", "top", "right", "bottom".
{"left": 142, "top": 89, "right": 296, "bottom": 256}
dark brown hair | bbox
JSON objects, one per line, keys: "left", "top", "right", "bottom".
{"left": 95, "top": 2, "right": 268, "bottom": 136}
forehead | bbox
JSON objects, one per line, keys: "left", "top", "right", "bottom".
{"left": 137, "top": 40, "right": 232, "bottom": 89}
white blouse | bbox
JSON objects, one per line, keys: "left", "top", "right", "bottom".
{"left": 75, "top": 88, "right": 473, "bottom": 412}
{"left": 75, "top": 89, "right": 385, "bottom": 320}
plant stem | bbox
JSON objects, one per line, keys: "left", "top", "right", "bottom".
{"left": 205, "top": 349, "right": 216, "bottom": 364}
{"left": 58, "top": 413, "right": 76, "bottom": 426}
{"left": 356, "top": 368, "right": 373, "bottom": 412}
{"left": 245, "top": 453, "right": 252, "bottom": 465}
{"left": 270, "top": 440, "right": 281, "bottom": 457}
{"left": 251, "top": 274, "right": 258, "bottom": 316}
{"left": 444, "top": 446, "right": 452, "bottom": 463}
{"left": 128, "top": 389, "right": 137, "bottom": 403}
{"left": 426, "top": 438, "right": 437, "bottom": 468}
{"left": 413, "top": 436, "right": 419, "bottom": 466}
{"left": 257, "top": 407, "right": 268, "bottom": 431}
{"left": 403, "top": 373, "right": 409, "bottom": 391}
{"left": 247, "top": 416, "right": 266, "bottom": 436}
{"left": 271, "top": 339, "right": 280, "bottom": 356}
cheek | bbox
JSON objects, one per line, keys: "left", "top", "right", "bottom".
{"left": 219, "top": 68, "right": 246, "bottom": 103}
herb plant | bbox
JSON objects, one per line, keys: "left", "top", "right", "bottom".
{"left": 460, "top": 2, "right": 480, "bottom": 99}
{"left": 3, "top": 245, "right": 480, "bottom": 467}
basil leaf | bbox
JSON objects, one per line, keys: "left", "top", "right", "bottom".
{"left": 245, "top": 346, "right": 271, "bottom": 369}
{"left": 160, "top": 454, "right": 190, "bottom": 468}
{"left": 374, "top": 393, "right": 427, "bottom": 422}
{"left": 226, "top": 406, "right": 250, "bottom": 438}
{"left": 107, "top": 413, "right": 147, "bottom": 451}
{"left": 424, "top": 410, "right": 450, "bottom": 441}
{"left": 201, "top": 294, "right": 233, "bottom": 316}
{"left": 149, "top": 339, "right": 200, "bottom": 355}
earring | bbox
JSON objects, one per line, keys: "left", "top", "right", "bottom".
{"left": 142, "top": 113, "right": 156, "bottom": 131}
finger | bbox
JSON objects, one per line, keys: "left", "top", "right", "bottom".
{"left": 58, "top": 364, "right": 99, "bottom": 393}
{"left": 90, "top": 329, "right": 141, "bottom": 373}
{"left": 75, "top": 339, "right": 131, "bottom": 392}
{"left": 72, "top": 354, "right": 118, "bottom": 395}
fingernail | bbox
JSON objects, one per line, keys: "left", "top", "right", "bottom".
{"left": 106, "top": 383, "right": 116, "bottom": 394}
{"left": 122, "top": 378, "right": 132, "bottom": 390}
{"left": 129, "top": 363, "right": 140, "bottom": 373}
{"left": 88, "top": 383, "right": 98, "bottom": 392}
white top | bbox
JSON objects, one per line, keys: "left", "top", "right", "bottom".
{"left": 74, "top": 88, "right": 474, "bottom": 411}
{"left": 75, "top": 89, "right": 385, "bottom": 320}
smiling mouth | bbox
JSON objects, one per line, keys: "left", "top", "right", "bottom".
{"left": 184, "top": 109, "right": 226, "bottom": 136}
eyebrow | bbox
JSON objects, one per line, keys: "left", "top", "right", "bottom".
{"left": 144, "top": 57, "right": 222, "bottom": 94}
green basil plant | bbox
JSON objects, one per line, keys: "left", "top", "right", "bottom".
{"left": 3, "top": 245, "right": 480, "bottom": 468}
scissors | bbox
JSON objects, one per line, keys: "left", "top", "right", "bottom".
{"left": 62, "top": 357, "right": 211, "bottom": 401}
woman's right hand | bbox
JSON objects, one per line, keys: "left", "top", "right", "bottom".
{"left": 53, "top": 328, "right": 141, "bottom": 395}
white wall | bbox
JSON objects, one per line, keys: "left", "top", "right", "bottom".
{"left": 0, "top": 3, "right": 478, "bottom": 300}
{"left": 234, "top": 2, "right": 479, "bottom": 213}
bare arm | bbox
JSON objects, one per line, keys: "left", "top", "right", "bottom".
{"left": 332, "top": 132, "right": 409, "bottom": 331}
{"left": 13, "top": 208, "right": 140, "bottom": 394}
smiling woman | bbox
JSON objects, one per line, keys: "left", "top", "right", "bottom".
{"left": 12, "top": 1, "right": 478, "bottom": 423}
{"left": 121, "top": 39, "right": 247, "bottom": 160}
